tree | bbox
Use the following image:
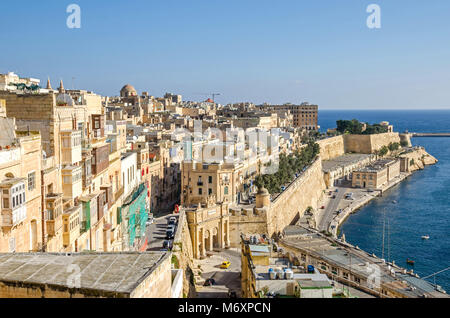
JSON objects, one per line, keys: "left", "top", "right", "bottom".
{"left": 388, "top": 142, "right": 400, "bottom": 152}
{"left": 379, "top": 146, "right": 389, "bottom": 157}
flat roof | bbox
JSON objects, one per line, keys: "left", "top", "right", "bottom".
{"left": 355, "top": 159, "right": 397, "bottom": 173}
{"left": 249, "top": 245, "right": 271, "bottom": 254}
{"left": 0, "top": 252, "right": 167, "bottom": 294}
{"left": 322, "top": 154, "right": 373, "bottom": 172}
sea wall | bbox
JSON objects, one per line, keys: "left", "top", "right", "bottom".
{"left": 400, "top": 147, "right": 438, "bottom": 172}
{"left": 267, "top": 158, "right": 326, "bottom": 237}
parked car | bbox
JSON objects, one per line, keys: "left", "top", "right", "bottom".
{"left": 167, "top": 224, "right": 176, "bottom": 232}
{"left": 163, "top": 240, "right": 173, "bottom": 250}
{"left": 166, "top": 229, "right": 174, "bottom": 239}
{"left": 228, "top": 291, "right": 237, "bottom": 298}
{"left": 320, "top": 206, "right": 325, "bottom": 209}
{"left": 203, "top": 278, "right": 216, "bottom": 286}
{"left": 332, "top": 195, "right": 336, "bottom": 199}
{"left": 220, "top": 261, "right": 231, "bottom": 269}
{"left": 168, "top": 216, "right": 177, "bottom": 225}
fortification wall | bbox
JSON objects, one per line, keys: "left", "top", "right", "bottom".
{"left": 267, "top": 159, "right": 326, "bottom": 237}
{"left": 228, "top": 209, "right": 268, "bottom": 247}
{"left": 173, "top": 209, "right": 196, "bottom": 297}
{"left": 317, "top": 136, "right": 345, "bottom": 160}
{"left": 344, "top": 133, "right": 401, "bottom": 154}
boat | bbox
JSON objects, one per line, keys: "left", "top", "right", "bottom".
{"left": 421, "top": 235, "right": 430, "bottom": 240}
{"left": 406, "top": 258, "right": 415, "bottom": 265}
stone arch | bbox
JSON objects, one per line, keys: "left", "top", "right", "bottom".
{"left": 205, "top": 229, "right": 212, "bottom": 252}
{"left": 212, "top": 227, "right": 219, "bottom": 249}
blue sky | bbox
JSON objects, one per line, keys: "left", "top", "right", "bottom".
{"left": 1, "top": 0, "right": 450, "bottom": 109}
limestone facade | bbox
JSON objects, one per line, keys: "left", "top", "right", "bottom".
{"left": 185, "top": 198, "right": 230, "bottom": 259}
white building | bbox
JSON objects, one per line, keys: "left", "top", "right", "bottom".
{"left": 121, "top": 152, "right": 139, "bottom": 199}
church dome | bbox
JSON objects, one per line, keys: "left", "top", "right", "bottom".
{"left": 120, "top": 84, "right": 137, "bottom": 97}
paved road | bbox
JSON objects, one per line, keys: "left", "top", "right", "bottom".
{"left": 318, "top": 189, "right": 347, "bottom": 231}
{"left": 196, "top": 248, "right": 242, "bottom": 298}
{"left": 146, "top": 213, "right": 178, "bottom": 251}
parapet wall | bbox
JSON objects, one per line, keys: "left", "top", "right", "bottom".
{"left": 267, "top": 158, "right": 326, "bottom": 237}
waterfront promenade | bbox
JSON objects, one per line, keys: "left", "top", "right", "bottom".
{"left": 316, "top": 172, "right": 411, "bottom": 238}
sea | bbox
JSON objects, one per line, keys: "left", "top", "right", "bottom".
{"left": 318, "top": 109, "right": 450, "bottom": 292}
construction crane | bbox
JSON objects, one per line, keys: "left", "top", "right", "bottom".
{"left": 193, "top": 93, "right": 221, "bottom": 104}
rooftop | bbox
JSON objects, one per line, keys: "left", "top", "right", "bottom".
{"left": 355, "top": 159, "right": 397, "bottom": 173}
{"left": 0, "top": 252, "right": 167, "bottom": 295}
{"left": 322, "top": 154, "right": 373, "bottom": 172}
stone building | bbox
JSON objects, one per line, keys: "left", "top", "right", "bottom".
{"left": 352, "top": 159, "right": 401, "bottom": 189}
{"left": 0, "top": 124, "right": 43, "bottom": 253}
{"left": 257, "top": 102, "right": 318, "bottom": 130}
{"left": 185, "top": 197, "right": 230, "bottom": 259}
{"left": 0, "top": 252, "right": 173, "bottom": 298}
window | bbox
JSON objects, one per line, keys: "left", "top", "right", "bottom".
{"left": 198, "top": 188, "right": 202, "bottom": 195}
{"left": 208, "top": 176, "right": 213, "bottom": 184}
{"left": 224, "top": 186, "right": 229, "bottom": 195}
{"left": 208, "top": 188, "right": 212, "bottom": 195}
{"left": 28, "top": 172, "right": 36, "bottom": 191}
{"left": 3, "top": 198, "right": 9, "bottom": 209}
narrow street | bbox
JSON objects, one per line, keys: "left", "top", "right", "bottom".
{"left": 146, "top": 213, "right": 178, "bottom": 251}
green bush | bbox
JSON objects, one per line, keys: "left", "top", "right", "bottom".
{"left": 255, "top": 142, "right": 320, "bottom": 194}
